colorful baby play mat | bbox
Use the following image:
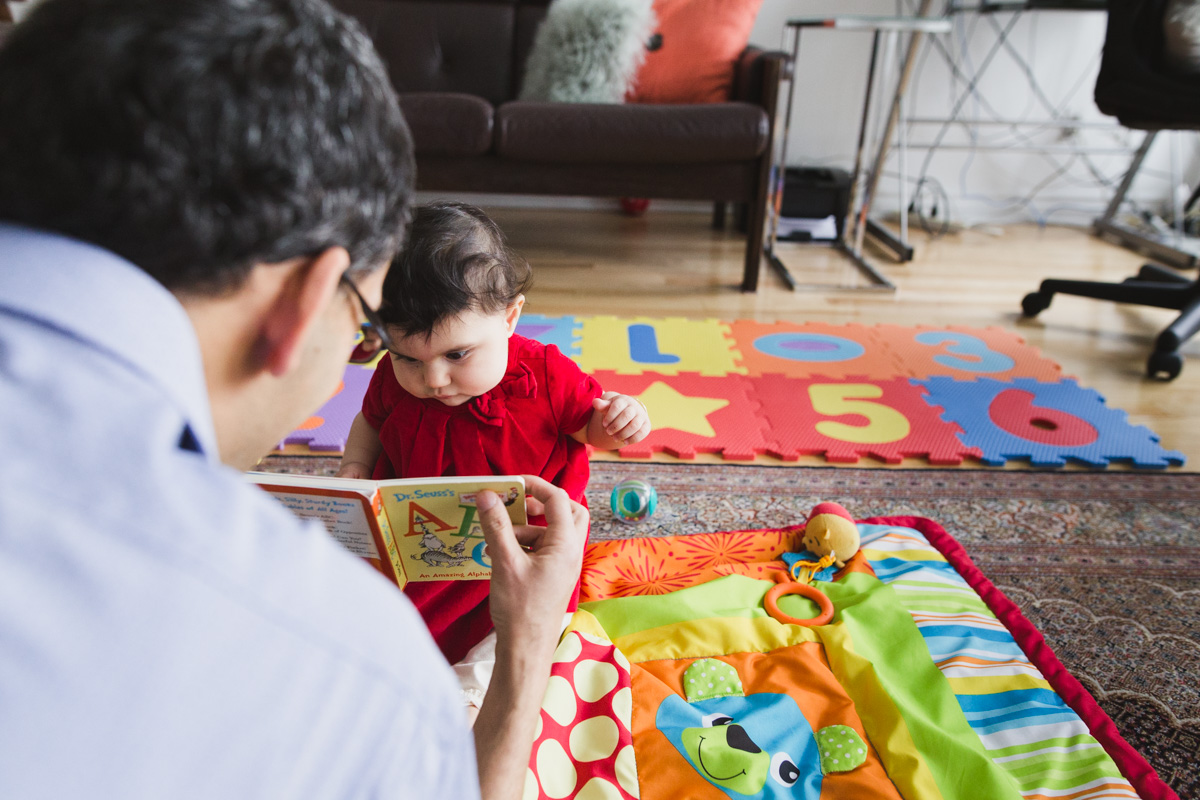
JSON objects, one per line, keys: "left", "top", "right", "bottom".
{"left": 523, "top": 517, "right": 1173, "bottom": 800}
{"left": 281, "top": 316, "right": 1185, "bottom": 469}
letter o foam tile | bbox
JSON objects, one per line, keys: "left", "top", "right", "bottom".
{"left": 728, "top": 320, "right": 906, "bottom": 379}
{"left": 754, "top": 375, "right": 982, "bottom": 465}
{"left": 916, "top": 377, "right": 1186, "bottom": 468}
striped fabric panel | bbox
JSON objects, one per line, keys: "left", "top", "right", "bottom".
{"left": 859, "top": 524, "right": 1138, "bottom": 800}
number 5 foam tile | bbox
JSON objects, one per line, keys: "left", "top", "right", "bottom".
{"left": 754, "top": 375, "right": 982, "bottom": 464}
{"left": 873, "top": 324, "right": 1063, "bottom": 381}
{"left": 727, "top": 320, "right": 908, "bottom": 379}
{"left": 278, "top": 363, "right": 375, "bottom": 451}
{"left": 576, "top": 316, "right": 744, "bottom": 376}
{"left": 916, "top": 377, "right": 1186, "bottom": 468}
{"left": 589, "top": 371, "right": 769, "bottom": 460}
{"left": 515, "top": 313, "right": 581, "bottom": 358}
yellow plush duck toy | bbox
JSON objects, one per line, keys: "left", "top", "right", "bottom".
{"left": 801, "top": 502, "right": 861, "bottom": 569}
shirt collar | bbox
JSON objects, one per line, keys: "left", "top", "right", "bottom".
{"left": 0, "top": 223, "right": 218, "bottom": 460}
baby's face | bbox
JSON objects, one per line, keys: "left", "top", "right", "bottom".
{"left": 387, "top": 302, "right": 521, "bottom": 406}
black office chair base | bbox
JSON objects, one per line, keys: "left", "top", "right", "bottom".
{"left": 1021, "top": 263, "right": 1200, "bottom": 381}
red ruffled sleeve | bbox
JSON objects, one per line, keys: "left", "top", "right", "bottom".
{"left": 542, "top": 343, "right": 603, "bottom": 438}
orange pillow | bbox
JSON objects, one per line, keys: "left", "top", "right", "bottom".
{"left": 629, "top": 0, "right": 764, "bottom": 104}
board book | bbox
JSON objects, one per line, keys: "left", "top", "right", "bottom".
{"left": 247, "top": 472, "right": 526, "bottom": 589}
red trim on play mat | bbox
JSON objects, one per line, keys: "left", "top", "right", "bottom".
{"left": 866, "top": 515, "right": 1178, "bottom": 800}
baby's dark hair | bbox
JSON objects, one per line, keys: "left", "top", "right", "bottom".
{"left": 379, "top": 201, "right": 532, "bottom": 339}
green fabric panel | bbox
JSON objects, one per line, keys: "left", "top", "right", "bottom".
{"left": 821, "top": 572, "right": 1024, "bottom": 800}
{"left": 1008, "top": 754, "right": 1125, "bottom": 790}
{"left": 580, "top": 574, "right": 823, "bottom": 639}
{"left": 985, "top": 734, "right": 1099, "bottom": 758}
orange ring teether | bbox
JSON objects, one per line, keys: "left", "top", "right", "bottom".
{"left": 765, "top": 580, "right": 835, "bottom": 627}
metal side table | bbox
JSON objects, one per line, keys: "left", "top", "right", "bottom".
{"left": 767, "top": 15, "right": 951, "bottom": 291}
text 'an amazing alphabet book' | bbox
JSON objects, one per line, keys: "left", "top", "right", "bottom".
{"left": 247, "top": 472, "right": 526, "bottom": 589}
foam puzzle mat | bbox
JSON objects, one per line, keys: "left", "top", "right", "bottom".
{"left": 281, "top": 316, "right": 1185, "bottom": 469}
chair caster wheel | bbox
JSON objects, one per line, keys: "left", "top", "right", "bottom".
{"left": 1147, "top": 351, "right": 1183, "bottom": 381}
{"left": 1021, "top": 292, "right": 1051, "bottom": 317}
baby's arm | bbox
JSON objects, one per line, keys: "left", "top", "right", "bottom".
{"left": 336, "top": 412, "right": 383, "bottom": 479}
{"left": 573, "top": 391, "right": 651, "bottom": 450}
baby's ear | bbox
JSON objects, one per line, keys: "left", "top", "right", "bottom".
{"left": 504, "top": 294, "right": 526, "bottom": 336}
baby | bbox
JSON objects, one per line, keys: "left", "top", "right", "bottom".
{"left": 338, "top": 201, "right": 651, "bottom": 713}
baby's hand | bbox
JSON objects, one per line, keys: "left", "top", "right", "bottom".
{"left": 335, "top": 461, "right": 373, "bottom": 480}
{"left": 593, "top": 392, "right": 651, "bottom": 447}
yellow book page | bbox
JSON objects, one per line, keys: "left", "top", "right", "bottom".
{"left": 379, "top": 476, "right": 526, "bottom": 582}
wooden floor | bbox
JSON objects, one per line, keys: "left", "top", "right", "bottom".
{"left": 484, "top": 206, "right": 1200, "bottom": 470}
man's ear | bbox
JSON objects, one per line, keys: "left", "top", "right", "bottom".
{"left": 504, "top": 294, "right": 525, "bottom": 337}
{"left": 260, "top": 247, "right": 351, "bottom": 377}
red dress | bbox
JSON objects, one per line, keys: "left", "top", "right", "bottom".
{"left": 362, "top": 334, "right": 601, "bottom": 664}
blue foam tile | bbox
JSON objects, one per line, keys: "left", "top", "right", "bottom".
{"left": 915, "top": 377, "right": 1186, "bottom": 469}
{"left": 516, "top": 313, "right": 580, "bottom": 358}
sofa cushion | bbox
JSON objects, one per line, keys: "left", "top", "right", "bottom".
{"left": 399, "top": 93, "right": 494, "bottom": 157}
{"left": 494, "top": 101, "right": 767, "bottom": 163}
{"left": 332, "top": 0, "right": 519, "bottom": 104}
{"left": 631, "top": 0, "right": 764, "bottom": 103}
{"left": 519, "top": 0, "right": 655, "bottom": 103}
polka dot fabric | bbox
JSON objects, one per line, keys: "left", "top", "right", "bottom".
{"left": 525, "top": 631, "right": 640, "bottom": 800}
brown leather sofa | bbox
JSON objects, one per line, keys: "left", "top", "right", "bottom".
{"left": 332, "top": 0, "right": 786, "bottom": 291}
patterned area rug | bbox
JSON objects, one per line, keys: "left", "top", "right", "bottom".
{"left": 259, "top": 456, "right": 1200, "bottom": 798}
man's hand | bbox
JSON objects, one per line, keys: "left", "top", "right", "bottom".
{"left": 477, "top": 475, "right": 587, "bottom": 661}
{"left": 472, "top": 476, "right": 588, "bottom": 800}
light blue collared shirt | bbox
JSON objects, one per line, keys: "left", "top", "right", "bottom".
{"left": 0, "top": 225, "right": 478, "bottom": 799}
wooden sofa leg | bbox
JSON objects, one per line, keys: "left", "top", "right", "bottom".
{"left": 742, "top": 200, "right": 765, "bottom": 292}
{"left": 734, "top": 203, "right": 749, "bottom": 234}
{"left": 712, "top": 202, "right": 727, "bottom": 229}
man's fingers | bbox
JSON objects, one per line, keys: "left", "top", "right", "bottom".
{"left": 476, "top": 490, "right": 523, "bottom": 565}
{"left": 520, "top": 475, "right": 587, "bottom": 558}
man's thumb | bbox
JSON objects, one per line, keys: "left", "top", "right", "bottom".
{"left": 476, "top": 490, "right": 519, "bottom": 563}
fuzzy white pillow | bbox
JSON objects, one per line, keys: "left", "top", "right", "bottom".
{"left": 1165, "top": 0, "right": 1200, "bottom": 73}
{"left": 520, "top": 0, "right": 656, "bottom": 103}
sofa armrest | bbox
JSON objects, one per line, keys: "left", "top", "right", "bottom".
{"left": 731, "top": 46, "right": 789, "bottom": 108}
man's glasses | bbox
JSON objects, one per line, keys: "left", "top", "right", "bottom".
{"left": 340, "top": 273, "right": 395, "bottom": 360}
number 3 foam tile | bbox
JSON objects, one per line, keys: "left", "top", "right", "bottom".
{"left": 754, "top": 375, "right": 982, "bottom": 464}
{"left": 916, "top": 377, "right": 1186, "bottom": 468}
{"left": 278, "top": 363, "right": 375, "bottom": 451}
{"left": 728, "top": 320, "right": 906, "bottom": 379}
{"left": 873, "top": 325, "right": 1063, "bottom": 381}
{"left": 576, "top": 317, "right": 744, "bottom": 376}
{"left": 590, "top": 371, "right": 769, "bottom": 460}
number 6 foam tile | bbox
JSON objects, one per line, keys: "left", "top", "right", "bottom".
{"left": 916, "top": 377, "right": 1186, "bottom": 468}
{"left": 589, "top": 371, "right": 769, "bottom": 460}
{"left": 873, "top": 324, "right": 1063, "bottom": 381}
{"left": 728, "top": 320, "right": 906, "bottom": 379}
{"left": 754, "top": 375, "right": 982, "bottom": 465}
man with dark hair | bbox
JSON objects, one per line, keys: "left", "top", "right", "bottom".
{"left": 0, "top": 1, "right": 585, "bottom": 798}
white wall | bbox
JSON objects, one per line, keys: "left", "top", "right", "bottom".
{"left": 750, "top": 0, "right": 1198, "bottom": 228}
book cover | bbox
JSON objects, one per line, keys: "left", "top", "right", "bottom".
{"left": 246, "top": 472, "right": 526, "bottom": 588}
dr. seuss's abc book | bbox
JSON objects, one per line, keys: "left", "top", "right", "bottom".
{"left": 247, "top": 472, "right": 526, "bottom": 589}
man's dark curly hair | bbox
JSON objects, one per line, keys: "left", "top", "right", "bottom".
{"left": 0, "top": 0, "right": 414, "bottom": 294}
{"left": 379, "top": 202, "right": 533, "bottom": 340}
